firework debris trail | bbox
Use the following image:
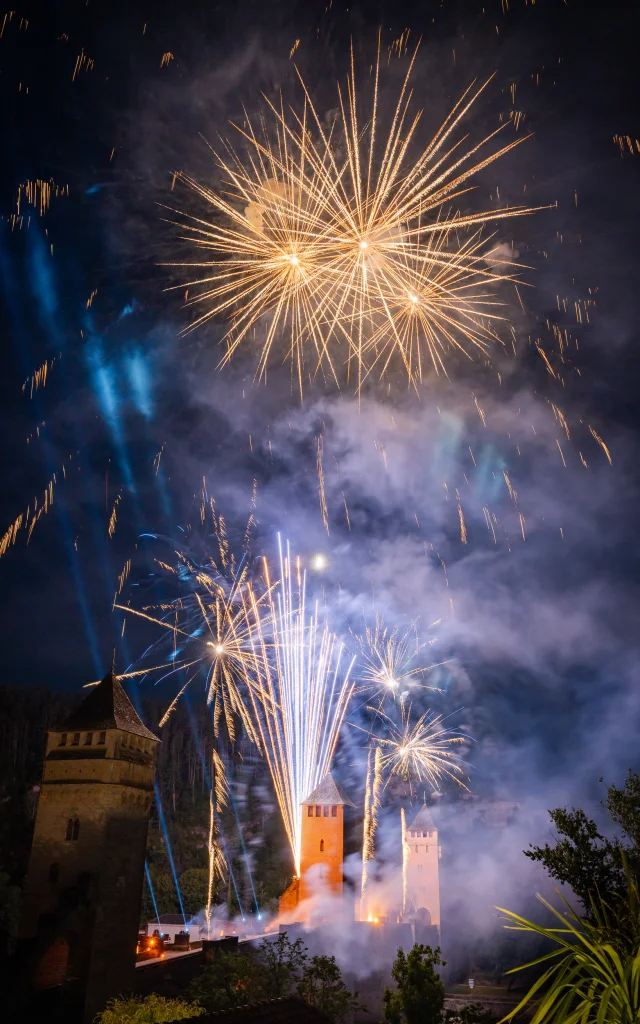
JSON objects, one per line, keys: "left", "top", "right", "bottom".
{"left": 360, "top": 744, "right": 382, "bottom": 918}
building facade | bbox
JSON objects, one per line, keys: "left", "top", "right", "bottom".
{"left": 279, "top": 772, "right": 354, "bottom": 919}
{"left": 19, "top": 668, "right": 159, "bottom": 1021}
{"left": 404, "top": 803, "right": 440, "bottom": 930}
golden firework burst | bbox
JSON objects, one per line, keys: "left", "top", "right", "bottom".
{"left": 373, "top": 703, "right": 470, "bottom": 790}
{"left": 165, "top": 40, "right": 541, "bottom": 395}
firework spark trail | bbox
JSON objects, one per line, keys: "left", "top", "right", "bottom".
{"left": 360, "top": 744, "right": 382, "bottom": 918}
{"left": 360, "top": 746, "right": 374, "bottom": 916}
{"left": 205, "top": 748, "right": 229, "bottom": 936}
{"left": 401, "top": 806, "right": 408, "bottom": 916}
{"left": 317, "top": 435, "right": 330, "bottom": 534}
{"left": 372, "top": 703, "right": 470, "bottom": 791}
{"left": 166, "top": 39, "right": 543, "bottom": 395}
{"left": 248, "top": 537, "right": 355, "bottom": 874}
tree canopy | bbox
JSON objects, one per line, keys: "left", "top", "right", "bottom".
{"left": 525, "top": 770, "right": 640, "bottom": 912}
{"left": 383, "top": 945, "right": 446, "bottom": 1024}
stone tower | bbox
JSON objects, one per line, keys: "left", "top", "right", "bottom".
{"left": 279, "top": 772, "right": 354, "bottom": 919}
{"left": 404, "top": 803, "right": 440, "bottom": 931}
{"left": 19, "top": 668, "right": 159, "bottom": 1021}
{"left": 299, "top": 773, "right": 355, "bottom": 904}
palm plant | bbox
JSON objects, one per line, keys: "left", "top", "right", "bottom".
{"left": 497, "top": 862, "right": 640, "bottom": 1024}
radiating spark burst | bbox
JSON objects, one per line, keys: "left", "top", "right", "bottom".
{"left": 372, "top": 703, "right": 470, "bottom": 791}
{"left": 115, "top": 508, "right": 273, "bottom": 744}
{"left": 165, "top": 39, "right": 541, "bottom": 395}
{"left": 248, "top": 537, "right": 356, "bottom": 874}
{"left": 356, "top": 615, "right": 444, "bottom": 702}
{"left": 357, "top": 222, "right": 522, "bottom": 384}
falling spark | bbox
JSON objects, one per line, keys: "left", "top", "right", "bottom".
{"left": 458, "top": 503, "right": 467, "bottom": 543}
{"left": 588, "top": 424, "right": 612, "bottom": 464}
{"left": 165, "top": 40, "right": 540, "bottom": 395}
{"left": 0, "top": 455, "right": 76, "bottom": 560}
{"left": 16, "top": 179, "right": 69, "bottom": 217}
{"left": 555, "top": 438, "right": 567, "bottom": 468}
{"left": 317, "top": 435, "right": 330, "bottom": 534}
{"left": 22, "top": 357, "right": 58, "bottom": 397}
{"left": 108, "top": 492, "right": 121, "bottom": 538}
{"left": 72, "top": 49, "right": 95, "bottom": 81}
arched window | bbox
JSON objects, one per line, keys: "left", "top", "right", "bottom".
{"left": 307, "top": 805, "right": 313, "bottom": 817}
{"left": 65, "top": 818, "right": 80, "bottom": 841}
{"left": 323, "top": 805, "right": 329, "bottom": 817}
{"left": 417, "top": 864, "right": 423, "bottom": 873}
{"left": 415, "top": 845, "right": 418, "bottom": 853}
{"left": 320, "top": 839, "right": 324, "bottom": 852}
{"left": 331, "top": 805, "right": 337, "bottom": 817}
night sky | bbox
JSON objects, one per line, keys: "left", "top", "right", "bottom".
{"left": 2, "top": 0, "right": 640, "bottom": 855}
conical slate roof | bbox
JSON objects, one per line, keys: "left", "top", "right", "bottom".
{"left": 302, "top": 772, "right": 355, "bottom": 807}
{"left": 59, "top": 669, "right": 160, "bottom": 742}
{"left": 407, "top": 803, "right": 437, "bottom": 832}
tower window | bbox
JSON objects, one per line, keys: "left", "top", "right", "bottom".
{"left": 71, "top": 733, "right": 80, "bottom": 746}
{"left": 84, "top": 732, "right": 93, "bottom": 745}
{"left": 331, "top": 805, "right": 337, "bottom": 817}
{"left": 98, "top": 732, "right": 106, "bottom": 745}
{"left": 417, "top": 864, "right": 423, "bottom": 872}
{"left": 65, "top": 818, "right": 80, "bottom": 842}
{"left": 49, "top": 863, "right": 59, "bottom": 883}
{"left": 323, "top": 805, "right": 329, "bottom": 817}
{"left": 415, "top": 845, "right": 418, "bottom": 853}
{"left": 316, "top": 806, "right": 322, "bottom": 817}
{"left": 307, "top": 805, "right": 313, "bottom": 817}
{"left": 320, "top": 840, "right": 324, "bottom": 852}
{"left": 59, "top": 734, "right": 67, "bottom": 747}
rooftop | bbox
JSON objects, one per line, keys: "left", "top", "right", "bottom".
{"left": 302, "top": 772, "right": 355, "bottom": 807}
{"left": 407, "top": 803, "right": 437, "bottom": 832}
{"left": 58, "top": 668, "right": 160, "bottom": 743}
